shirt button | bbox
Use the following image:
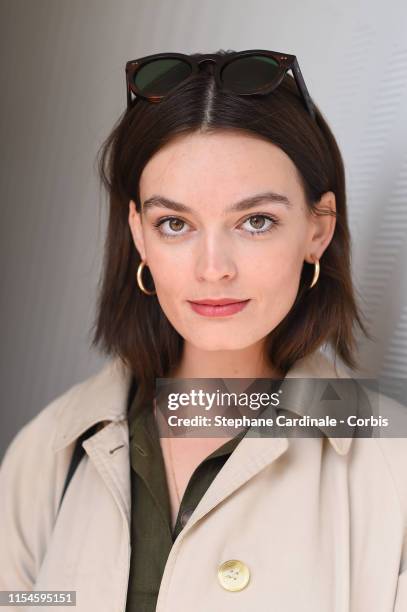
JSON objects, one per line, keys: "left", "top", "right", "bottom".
{"left": 180, "top": 508, "right": 193, "bottom": 527}
{"left": 217, "top": 559, "right": 250, "bottom": 591}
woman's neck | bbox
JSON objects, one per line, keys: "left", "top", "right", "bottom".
{"left": 167, "top": 341, "right": 283, "bottom": 380}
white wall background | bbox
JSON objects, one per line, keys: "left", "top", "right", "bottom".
{"left": 1, "top": 0, "right": 406, "bottom": 457}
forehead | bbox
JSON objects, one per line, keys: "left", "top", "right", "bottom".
{"left": 139, "top": 130, "right": 305, "bottom": 208}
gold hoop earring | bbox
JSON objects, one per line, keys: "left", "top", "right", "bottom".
{"left": 309, "top": 258, "right": 320, "bottom": 289}
{"left": 137, "top": 261, "right": 156, "bottom": 295}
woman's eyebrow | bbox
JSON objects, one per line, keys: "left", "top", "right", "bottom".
{"left": 142, "top": 191, "right": 292, "bottom": 214}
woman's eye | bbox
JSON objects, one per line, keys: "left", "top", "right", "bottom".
{"left": 240, "top": 214, "right": 278, "bottom": 235}
{"left": 152, "top": 213, "right": 279, "bottom": 239}
{"left": 153, "top": 217, "right": 189, "bottom": 238}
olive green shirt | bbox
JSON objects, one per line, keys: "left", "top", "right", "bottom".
{"left": 125, "top": 379, "right": 246, "bottom": 612}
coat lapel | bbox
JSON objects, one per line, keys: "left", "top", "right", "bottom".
{"left": 51, "top": 358, "right": 133, "bottom": 529}
{"left": 155, "top": 349, "right": 356, "bottom": 540}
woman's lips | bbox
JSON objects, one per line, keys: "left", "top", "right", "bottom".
{"left": 188, "top": 299, "right": 251, "bottom": 317}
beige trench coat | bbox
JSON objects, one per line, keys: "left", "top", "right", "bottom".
{"left": 1, "top": 349, "right": 407, "bottom": 611}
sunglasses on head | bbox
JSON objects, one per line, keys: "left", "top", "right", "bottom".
{"left": 125, "top": 49, "right": 316, "bottom": 120}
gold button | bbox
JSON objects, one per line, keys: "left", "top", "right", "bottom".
{"left": 217, "top": 559, "right": 250, "bottom": 591}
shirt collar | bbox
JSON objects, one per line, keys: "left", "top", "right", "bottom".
{"left": 52, "top": 349, "right": 354, "bottom": 456}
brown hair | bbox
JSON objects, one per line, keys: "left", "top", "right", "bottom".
{"left": 91, "top": 49, "right": 372, "bottom": 395}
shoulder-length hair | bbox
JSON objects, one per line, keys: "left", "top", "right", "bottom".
{"left": 91, "top": 49, "right": 371, "bottom": 397}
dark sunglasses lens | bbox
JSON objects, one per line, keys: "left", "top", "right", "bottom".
{"left": 133, "top": 58, "right": 192, "bottom": 97}
{"left": 221, "top": 55, "right": 280, "bottom": 93}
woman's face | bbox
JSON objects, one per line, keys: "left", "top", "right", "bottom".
{"left": 129, "top": 130, "right": 336, "bottom": 351}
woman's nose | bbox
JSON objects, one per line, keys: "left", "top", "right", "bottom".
{"left": 194, "top": 236, "right": 237, "bottom": 282}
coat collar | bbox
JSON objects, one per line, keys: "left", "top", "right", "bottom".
{"left": 52, "top": 349, "right": 354, "bottom": 456}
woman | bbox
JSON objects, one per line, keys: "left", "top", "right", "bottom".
{"left": 1, "top": 49, "right": 406, "bottom": 611}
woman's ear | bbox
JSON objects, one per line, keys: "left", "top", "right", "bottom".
{"left": 128, "top": 200, "right": 147, "bottom": 261}
{"left": 305, "top": 191, "right": 337, "bottom": 263}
